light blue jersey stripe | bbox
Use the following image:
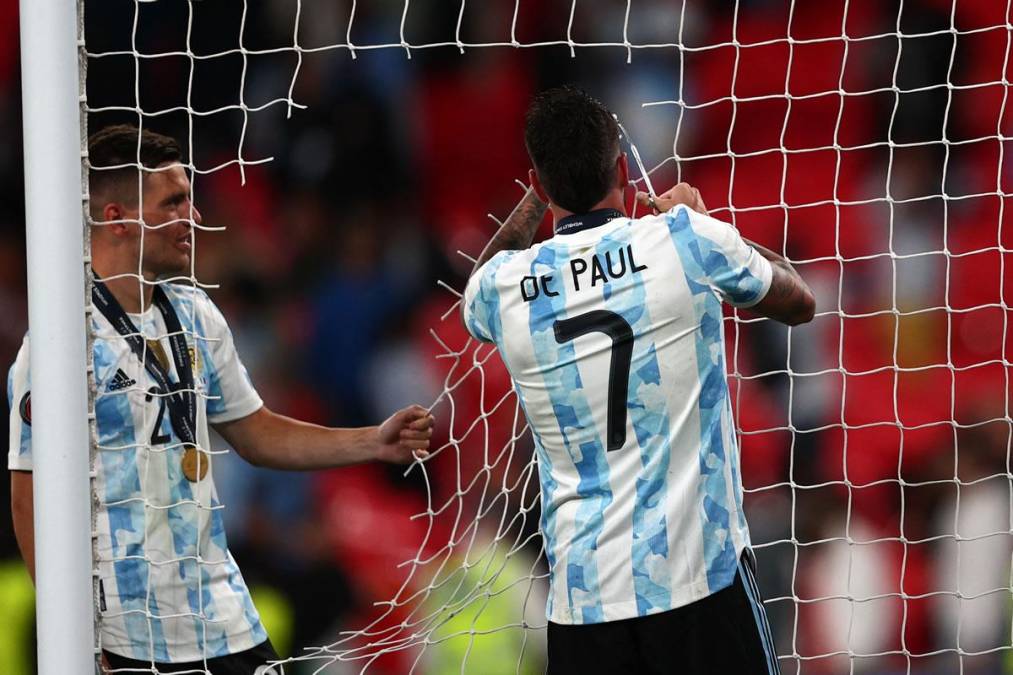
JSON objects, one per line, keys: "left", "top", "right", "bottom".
{"left": 528, "top": 244, "right": 612, "bottom": 623}
{"left": 164, "top": 292, "right": 216, "bottom": 652}
{"left": 665, "top": 208, "right": 739, "bottom": 591}
{"left": 199, "top": 563, "right": 231, "bottom": 655}
{"left": 474, "top": 253, "right": 567, "bottom": 618}
{"left": 726, "top": 406, "right": 749, "bottom": 537}
{"left": 468, "top": 252, "right": 515, "bottom": 343}
{"left": 194, "top": 309, "right": 226, "bottom": 419}
{"left": 213, "top": 499, "right": 268, "bottom": 650}
{"left": 518, "top": 382, "right": 560, "bottom": 619}
{"left": 95, "top": 340, "right": 171, "bottom": 661}
{"left": 594, "top": 227, "right": 673, "bottom": 614}
{"left": 170, "top": 482, "right": 208, "bottom": 652}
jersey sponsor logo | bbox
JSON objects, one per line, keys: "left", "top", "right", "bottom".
{"left": 19, "top": 391, "right": 31, "bottom": 426}
{"left": 107, "top": 368, "right": 137, "bottom": 392}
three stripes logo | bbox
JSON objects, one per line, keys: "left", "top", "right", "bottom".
{"left": 107, "top": 368, "right": 137, "bottom": 392}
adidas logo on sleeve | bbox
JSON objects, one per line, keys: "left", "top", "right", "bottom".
{"left": 107, "top": 368, "right": 137, "bottom": 392}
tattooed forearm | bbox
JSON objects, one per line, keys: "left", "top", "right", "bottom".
{"left": 743, "top": 238, "right": 816, "bottom": 326}
{"left": 471, "top": 187, "right": 548, "bottom": 275}
{"left": 767, "top": 260, "right": 803, "bottom": 301}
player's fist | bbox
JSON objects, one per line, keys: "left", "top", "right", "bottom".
{"left": 636, "top": 182, "right": 708, "bottom": 216}
{"left": 375, "top": 404, "right": 435, "bottom": 464}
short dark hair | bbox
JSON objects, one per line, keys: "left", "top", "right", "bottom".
{"left": 88, "top": 124, "right": 182, "bottom": 206}
{"left": 524, "top": 87, "right": 620, "bottom": 214}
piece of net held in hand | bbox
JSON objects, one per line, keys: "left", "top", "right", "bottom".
{"left": 74, "top": 1, "right": 1013, "bottom": 674}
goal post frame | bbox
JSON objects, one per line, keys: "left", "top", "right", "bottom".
{"left": 19, "top": 0, "right": 95, "bottom": 671}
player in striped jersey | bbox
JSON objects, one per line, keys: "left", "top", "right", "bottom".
{"left": 462, "top": 87, "right": 814, "bottom": 674}
{"left": 8, "top": 125, "right": 435, "bottom": 673}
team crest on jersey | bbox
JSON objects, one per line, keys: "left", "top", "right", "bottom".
{"left": 19, "top": 391, "right": 31, "bottom": 426}
{"left": 188, "top": 346, "right": 202, "bottom": 372}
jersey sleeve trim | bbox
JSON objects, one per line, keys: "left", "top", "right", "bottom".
{"left": 724, "top": 253, "right": 773, "bottom": 308}
{"left": 8, "top": 455, "right": 32, "bottom": 471}
{"left": 189, "top": 288, "right": 267, "bottom": 425}
{"left": 7, "top": 335, "right": 32, "bottom": 472}
{"left": 207, "top": 398, "right": 263, "bottom": 425}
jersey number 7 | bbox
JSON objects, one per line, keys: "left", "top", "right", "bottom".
{"left": 553, "top": 310, "right": 634, "bottom": 452}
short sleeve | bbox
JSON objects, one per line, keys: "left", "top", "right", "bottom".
{"left": 8, "top": 335, "right": 32, "bottom": 471}
{"left": 668, "top": 206, "right": 773, "bottom": 308}
{"left": 199, "top": 297, "right": 263, "bottom": 424}
{"left": 462, "top": 252, "right": 511, "bottom": 344}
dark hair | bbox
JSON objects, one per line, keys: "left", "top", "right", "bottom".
{"left": 524, "top": 86, "right": 620, "bottom": 214}
{"left": 88, "top": 124, "right": 182, "bottom": 205}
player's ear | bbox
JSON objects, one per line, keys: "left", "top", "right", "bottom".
{"left": 100, "top": 202, "right": 132, "bottom": 237}
{"left": 530, "top": 168, "right": 550, "bottom": 206}
{"left": 616, "top": 152, "right": 630, "bottom": 190}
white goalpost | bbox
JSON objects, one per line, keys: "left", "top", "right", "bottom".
{"left": 18, "top": 0, "right": 96, "bottom": 672}
{"left": 18, "top": 0, "right": 1013, "bottom": 673}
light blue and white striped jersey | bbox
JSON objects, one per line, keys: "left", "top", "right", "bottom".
{"left": 7, "top": 284, "right": 267, "bottom": 662}
{"left": 463, "top": 204, "right": 773, "bottom": 625}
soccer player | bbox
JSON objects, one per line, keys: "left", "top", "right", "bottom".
{"left": 461, "top": 87, "right": 814, "bottom": 674}
{"left": 8, "top": 125, "right": 435, "bottom": 673}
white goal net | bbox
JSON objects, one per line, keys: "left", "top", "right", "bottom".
{"left": 70, "top": 1, "right": 1012, "bottom": 674}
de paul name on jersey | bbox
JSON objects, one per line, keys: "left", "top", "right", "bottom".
{"left": 520, "top": 243, "right": 648, "bottom": 302}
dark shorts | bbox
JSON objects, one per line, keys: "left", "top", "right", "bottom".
{"left": 103, "top": 639, "right": 280, "bottom": 675}
{"left": 547, "top": 552, "right": 780, "bottom": 675}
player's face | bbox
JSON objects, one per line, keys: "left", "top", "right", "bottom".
{"left": 137, "top": 163, "right": 201, "bottom": 278}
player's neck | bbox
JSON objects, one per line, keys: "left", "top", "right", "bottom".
{"left": 91, "top": 256, "right": 155, "bottom": 314}
{"left": 550, "top": 190, "right": 627, "bottom": 229}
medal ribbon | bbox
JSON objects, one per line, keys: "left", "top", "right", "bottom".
{"left": 92, "top": 275, "right": 198, "bottom": 450}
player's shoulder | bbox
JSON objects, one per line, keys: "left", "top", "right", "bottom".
{"left": 161, "top": 280, "right": 211, "bottom": 302}
{"left": 9, "top": 331, "right": 29, "bottom": 366}
{"left": 469, "top": 247, "right": 536, "bottom": 289}
{"left": 659, "top": 203, "right": 730, "bottom": 235}
{"left": 642, "top": 203, "right": 695, "bottom": 231}
{"left": 8, "top": 332, "right": 30, "bottom": 400}
{"left": 162, "top": 282, "right": 219, "bottom": 312}
{"left": 161, "top": 283, "right": 231, "bottom": 330}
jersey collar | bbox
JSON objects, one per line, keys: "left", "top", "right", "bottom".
{"left": 554, "top": 208, "right": 626, "bottom": 235}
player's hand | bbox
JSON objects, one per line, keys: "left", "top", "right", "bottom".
{"left": 636, "top": 182, "right": 708, "bottom": 216}
{"left": 375, "top": 404, "right": 435, "bottom": 464}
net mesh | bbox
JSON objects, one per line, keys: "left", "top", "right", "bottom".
{"left": 77, "top": 1, "right": 1013, "bottom": 673}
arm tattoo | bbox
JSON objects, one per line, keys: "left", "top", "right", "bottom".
{"left": 471, "top": 187, "right": 548, "bottom": 276}
{"left": 769, "top": 260, "right": 808, "bottom": 302}
{"left": 744, "top": 238, "right": 815, "bottom": 324}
